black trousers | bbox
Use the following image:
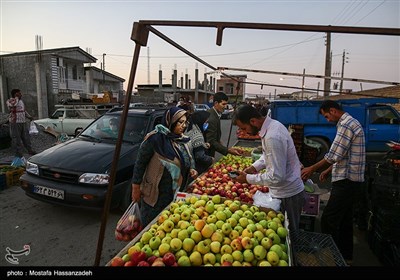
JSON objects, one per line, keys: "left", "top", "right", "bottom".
{"left": 320, "top": 179, "right": 363, "bottom": 260}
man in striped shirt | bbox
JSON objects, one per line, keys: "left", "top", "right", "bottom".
{"left": 301, "top": 100, "right": 366, "bottom": 265}
{"left": 6, "top": 89, "right": 36, "bottom": 157}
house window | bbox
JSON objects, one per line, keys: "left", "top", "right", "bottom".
{"left": 72, "top": 65, "right": 78, "bottom": 80}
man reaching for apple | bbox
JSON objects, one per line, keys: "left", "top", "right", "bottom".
{"left": 232, "top": 104, "right": 305, "bottom": 233}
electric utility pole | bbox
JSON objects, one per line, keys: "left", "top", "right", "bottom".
{"left": 323, "top": 32, "right": 332, "bottom": 97}
{"left": 339, "top": 49, "right": 349, "bottom": 94}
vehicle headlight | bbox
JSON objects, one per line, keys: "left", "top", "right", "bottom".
{"left": 79, "top": 173, "right": 109, "bottom": 184}
{"left": 26, "top": 161, "right": 39, "bottom": 175}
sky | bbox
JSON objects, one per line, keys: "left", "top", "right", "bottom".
{"left": 1, "top": 0, "right": 399, "bottom": 97}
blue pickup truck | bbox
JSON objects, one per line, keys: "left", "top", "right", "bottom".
{"left": 270, "top": 98, "right": 400, "bottom": 161}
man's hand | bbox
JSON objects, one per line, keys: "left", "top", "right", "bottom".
{"left": 131, "top": 183, "right": 141, "bottom": 202}
{"left": 301, "top": 166, "right": 315, "bottom": 181}
{"left": 190, "top": 169, "right": 198, "bottom": 179}
{"left": 244, "top": 165, "right": 256, "bottom": 174}
{"left": 228, "top": 147, "right": 242, "bottom": 156}
{"left": 233, "top": 170, "right": 248, "bottom": 184}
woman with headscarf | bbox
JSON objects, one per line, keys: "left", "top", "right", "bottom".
{"left": 185, "top": 110, "right": 214, "bottom": 176}
{"left": 131, "top": 107, "right": 198, "bottom": 227}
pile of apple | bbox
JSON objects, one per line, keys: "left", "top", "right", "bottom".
{"left": 115, "top": 213, "right": 143, "bottom": 242}
{"left": 188, "top": 153, "right": 268, "bottom": 204}
{"left": 109, "top": 194, "right": 289, "bottom": 267}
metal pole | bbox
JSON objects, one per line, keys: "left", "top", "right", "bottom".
{"left": 301, "top": 68, "right": 305, "bottom": 100}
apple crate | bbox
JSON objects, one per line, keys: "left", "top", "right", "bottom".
{"left": 291, "top": 230, "right": 346, "bottom": 266}
{"left": 107, "top": 192, "right": 293, "bottom": 266}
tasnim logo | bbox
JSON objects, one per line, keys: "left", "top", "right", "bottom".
{"left": 5, "top": 245, "right": 30, "bottom": 265}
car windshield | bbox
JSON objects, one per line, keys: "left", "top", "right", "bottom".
{"left": 80, "top": 114, "right": 148, "bottom": 143}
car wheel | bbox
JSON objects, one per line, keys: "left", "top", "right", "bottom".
{"left": 307, "top": 137, "right": 330, "bottom": 164}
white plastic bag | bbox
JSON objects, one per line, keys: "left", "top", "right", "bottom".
{"left": 252, "top": 190, "right": 281, "bottom": 211}
{"left": 29, "top": 121, "right": 39, "bottom": 135}
{"left": 115, "top": 202, "right": 143, "bottom": 241}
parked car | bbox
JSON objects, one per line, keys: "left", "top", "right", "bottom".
{"left": 221, "top": 104, "right": 234, "bottom": 119}
{"left": 20, "top": 106, "right": 166, "bottom": 210}
{"left": 34, "top": 103, "right": 117, "bottom": 136}
{"left": 194, "top": 104, "right": 210, "bottom": 112}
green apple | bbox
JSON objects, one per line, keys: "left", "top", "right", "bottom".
{"left": 171, "top": 213, "right": 181, "bottom": 224}
{"left": 149, "top": 236, "right": 161, "bottom": 250}
{"left": 158, "top": 213, "right": 169, "bottom": 224}
{"left": 205, "top": 201, "right": 215, "bottom": 214}
{"left": 250, "top": 205, "right": 259, "bottom": 213}
{"left": 261, "top": 237, "right": 273, "bottom": 250}
{"left": 197, "top": 240, "right": 210, "bottom": 255}
{"left": 170, "top": 228, "right": 180, "bottom": 238}
{"left": 161, "top": 236, "right": 172, "bottom": 244}
{"left": 215, "top": 211, "right": 227, "bottom": 221}
{"left": 211, "top": 231, "right": 224, "bottom": 243}
{"left": 200, "top": 194, "right": 209, "bottom": 202}
{"left": 234, "top": 225, "right": 244, "bottom": 235}
{"left": 170, "top": 238, "right": 182, "bottom": 252}
{"left": 201, "top": 224, "right": 214, "bottom": 238}
{"left": 272, "top": 217, "right": 282, "bottom": 225}
{"left": 215, "top": 220, "right": 224, "bottom": 229}
{"left": 238, "top": 217, "right": 249, "bottom": 228}
{"left": 169, "top": 202, "right": 179, "bottom": 213}
{"left": 247, "top": 223, "right": 257, "bottom": 233}
{"left": 189, "top": 195, "right": 198, "bottom": 205}
{"left": 241, "top": 228, "right": 253, "bottom": 238}
{"left": 121, "top": 253, "right": 130, "bottom": 262}
{"left": 259, "top": 219, "right": 268, "bottom": 229}
{"left": 220, "top": 244, "right": 233, "bottom": 255}
{"left": 277, "top": 213, "right": 285, "bottom": 222}
{"left": 258, "top": 260, "right": 272, "bottom": 266}
{"left": 141, "top": 244, "right": 153, "bottom": 258}
{"left": 140, "top": 231, "right": 153, "bottom": 244}
{"left": 206, "top": 214, "right": 217, "bottom": 224}
{"left": 211, "top": 194, "right": 221, "bottom": 204}
{"left": 240, "top": 204, "right": 249, "bottom": 212}
{"left": 182, "top": 237, "right": 195, "bottom": 253}
{"left": 230, "top": 213, "right": 240, "bottom": 222}
{"left": 210, "top": 241, "right": 221, "bottom": 254}
{"left": 265, "top": 229, "right": 275, "bottom": 236}
{"left": 190, "top": 230, "right": 202, "bottom": 243}
{"left": 253, "top": 245, "right": 267, "bottom": 260}
{"left": 221, "top": 223, "right": 232, "bottom": 235}
{"left": 277, "top": 227, "right": 288, "bottom": 239}
{"left": 178, "top": 220, "right": 190, "bottom": 229}
{"left": 229, "top": 229, "right": 239, "bottom": 240}
{"left": 175, "top": 249, "right": 188, "bottom": 259}
{"left": 268, "top": 232, "right": 281, "bottom": 245}
{"left": 241, "top": 236, "right": 253, "bottom": 250}
{"left": 186, "top": 225, "right": 195, "bottom": 235}
{"left": 270, "top": 244, "right": 283, "bottom": 258}
{"left": 220, "top": 253, "right": 233, "bottom": 264}
{"left": 155, "top": 230, "right": 166, "bottom": 239}
{"left": 232, "top": 250, "right": 244, "bottom": 262}
{"left": 234, "top": 209, "right": 243, "bottom": 217}
{"left": 267, "top": 221, "right": 279, "bottom": 232}
{"left": 177, "top": 229, "right": 189, "bottom": 241}
{"left": 194, "top": 200, "right": 206, "bottom": 208}
{"left": 280, "top": 243, "right": 288, "bottom": 253}
{"left": 278, "top": 260, "right": 288, "bottom": 266}
{"left": 223, "top": 209, "right": 233, "bottom": 219}
{"left": 189, "top": 251, "right": 203, "bottom": 266}
{"left": 177, "top": 255, "right": 191, "bottom": 267}
{"left": 267, "top": 210, "right": 277, "bottom": 219}
{"left": 281, "top": 251, "right": 289, "bottom": 262}
{"left": 162, "top": 219, "right": 174, "bottom": 233}
{"left": 158, "top": 243, "right": 170, "bottom": 256}
{"left": 203, "top": 252, "right": 216, "bottom": 265}
{"left": 253, "top": 230, "right": 264, "bottom": 242}
{"left": 243, "top": 249, "right": 254, "bottom": 262}
{"left": 243, "top": 210, "right": 253, "bottom": 220}
{"left": 267, "top": 251, "right": 280, "bottom": 266}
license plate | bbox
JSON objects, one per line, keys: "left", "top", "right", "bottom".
{"left": 33, "top": 185, "right": 64, "bottom": 200}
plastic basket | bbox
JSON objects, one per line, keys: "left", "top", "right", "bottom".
{"left": 291, "top": 230, "right": 347, "bottom": 266}
{"left": 0, "top": 165, "right": 25, "bottom": 187}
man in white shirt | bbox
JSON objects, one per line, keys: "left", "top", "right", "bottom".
{"left": 233, "top": 104, "right": 305, "bottom": 232}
